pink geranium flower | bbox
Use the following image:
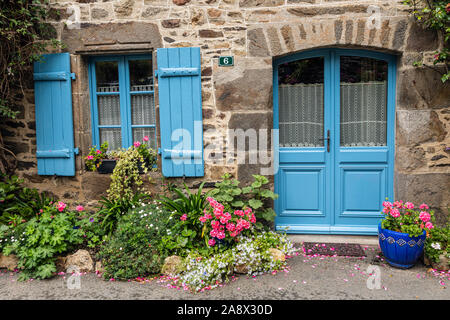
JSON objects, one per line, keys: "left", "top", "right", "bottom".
{"left": 143, "top": 136, "right": 149, "bottom": 142}
{"left": 180, "top": 214, "right": 187, "bottom": 221}
{"left": 87, "top": 155, "right": 94, "bottom": 160}
{"left": 208, "top": 238, "right": 216, "bottom": 246}
{"left": 96, "top": 150, "right": 102, "bottom": 154}
{"left": 57, "top": 201, "right": 66, "bottom": 212}
{"left": 405, "top": 202, "right": 414, "bottom": 209}
{"left": 76, "top": 205, "right": 84, "bottom": 212}
{"left": 419, "top": 211, "right": 431, "bottom": 222}
{"left": 425, "top": 222, "right": 434, "bottom": 230}
{"left": 390, "top": 208, "right": 401, "bottom": 218}
{"left": 134, "top": 141, "right": 141, "bottom": 148}
{"left": 419, "top": 203, "right": 429, "bottom": 210}
{"left": 383, "top": 201, "right": 392, "bottom": 208}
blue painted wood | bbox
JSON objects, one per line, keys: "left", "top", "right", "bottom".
{"left": 159, "top": 67, "right": 200, "bottom": 77}
{"left": 273, "top": 48, "right": 396, "bottom": 235}
{"left": 157, "top": 47, "right": 204, "bottom": 177}
{"left": 34, "top": 53, "right": 76, "bottom": 176}
{"left": 88, "top": 54, "right": 155, "bottom": 149}
{"left": 33, "top": 71, "right": 72, "bottom": 81}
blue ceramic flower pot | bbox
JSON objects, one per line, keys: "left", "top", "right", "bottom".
{"left": 378, "top": 223, "right": 426, "bottom": 269}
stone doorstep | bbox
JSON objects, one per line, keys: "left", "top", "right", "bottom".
{"left": 287, "top": 234, "right": 379, "bottom": 247}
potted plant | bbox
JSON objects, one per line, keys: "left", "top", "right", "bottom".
{"left": 85, "top": 142, "right": 117, "bottom": 174}
{"left": 378, "top": 200, "right": 435, "bottom": 269}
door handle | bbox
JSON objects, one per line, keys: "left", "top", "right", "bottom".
{"left": 318, "top": 130, "right": 330, "bottom": 152}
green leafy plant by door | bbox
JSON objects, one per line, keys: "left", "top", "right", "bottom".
{"left": 209, "top": 174, "right": 278, "bottom": 230}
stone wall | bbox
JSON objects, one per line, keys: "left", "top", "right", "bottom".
{"left": 2, "top": 0, "right": 449, "bottom": 222}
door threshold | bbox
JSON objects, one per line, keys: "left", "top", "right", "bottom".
{"left": 287, "top": 234, "right": 379, "bottom": 246}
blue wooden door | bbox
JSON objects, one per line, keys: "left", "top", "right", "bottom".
{"left": 274, "top": 49, "right": 396, "bottom": 235}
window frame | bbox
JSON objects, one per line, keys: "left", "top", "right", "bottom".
{"left": 88, "top": 54, "right": 156, "bottom": 150}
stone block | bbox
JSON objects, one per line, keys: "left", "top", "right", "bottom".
{"left": 406, "top": 23, "right": 439, "bottom": 52}
{"left": 395, "top": 172, "right": 450, "bottom": 226}
{"left": 247, "top": 28, "right": 270, "bottom": 57}
{"left": 214, "top": 63, "right": 272, "bottom": 111}
{"left": 396, "top": 110, "right": 446, "bottom": 145}
{"left": 398, "top": 67, "right": 450, "bottom": 110}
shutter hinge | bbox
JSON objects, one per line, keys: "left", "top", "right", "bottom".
{"left": 74, "top": 148, "right": 79, "bottom": 155}
{"left": 154, "top": 70, "right": 158, "bottom": 78}
{"left": 157, "top": 147, "right": 162, "bottom": 155}
{"left": 70, "top": 73, "right": 76, "bottom": 80}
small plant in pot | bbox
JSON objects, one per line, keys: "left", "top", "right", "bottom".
{"left": 378, "top": 200, "right": 435, "bottom": 269}
{"left": 85, "top": 142, "right": 117, "bottom": 174}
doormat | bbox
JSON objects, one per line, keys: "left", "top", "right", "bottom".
{"left": 302, "top": 242, "right": 366, "bottom": 257}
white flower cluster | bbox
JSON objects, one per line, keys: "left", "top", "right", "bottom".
{"left": 178, "top": 231, "right": 295, "bottom": 292}
{"left": 431, "top": 242, "right": 441, "bottom": 250}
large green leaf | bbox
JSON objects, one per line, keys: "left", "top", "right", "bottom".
{"left": 248, "top": 199, "right": 263, "bottom": 209}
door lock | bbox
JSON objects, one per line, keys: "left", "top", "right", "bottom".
{"left": 319, "top": 130, "right": 330, "bottom": 152}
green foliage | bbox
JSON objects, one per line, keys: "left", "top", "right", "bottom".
{"left": 158, "top": 182, "right": 212, "bottom": 256}
{"left": 91, "top": 193, "right": 150, "bottom": 237}
{"left": 84, "top": 142, "right": 110, "bottom": 172}
{"left": 0, "top": 0, "right": 62, "bottom": 120}
{"left": 97, "top": 203, "right": 173, "bottom": 280}
{"left": 1, "top": 204, "right": 83, "bottom": 281}
{"left": 0, "top": 174, "right": 54, "bottom": 225}
{"left": 402, "top": 0, "right": 450, "bottom": 82}
{"left": 0, "top": 1, "right": 63, "bottom": 174}
{"left": 159, "top": 182, "right": 209, "bottom": 216}
{"left": 424, "top": 223, "right": 449, "bottom": 264}
{"left": 209, "top": 173, "right": 278, "bottom": 230}
{"left": 107, "top": 147, "right": 149, "bottom": 202}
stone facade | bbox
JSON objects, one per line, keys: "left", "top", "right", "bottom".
{"left": 2, "top": 0, "right": 449, "bottom": 223}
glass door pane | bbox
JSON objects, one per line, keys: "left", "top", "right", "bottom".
{"left": 95, "top": 61, "right": 121, "bottom": 150}
{"left": 278, "top": 57, "right": 324, "bottom": 147}
{"left": 340, "top": 56, "right": 388, "bottom": 147}
{"left": 129, "top": 59, "right": 156, "bottom": 148}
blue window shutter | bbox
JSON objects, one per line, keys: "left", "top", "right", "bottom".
{"left": 157, "top": 47, "right": 204, "bottom": 177}
{"left": 34, "top": 53, "right": 77, "bottom": 176}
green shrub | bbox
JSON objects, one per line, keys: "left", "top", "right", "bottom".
{"left": 97, "top": 202, "right": 173, "bottom": 280}
{"left": 1, "top": 202, "right": 83, "bottom": 281}
{"left": 424, "top": 224, "right": 449, "bottom": 264}
{"left": 0, "top": 174, "right": 54, "bottom": 225}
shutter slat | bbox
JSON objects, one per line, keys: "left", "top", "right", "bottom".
{"left": 34, "top": 53, "right": 76, "bottom": 176}
{"left": 157, "top": 47, "right": 204, "bottom": 177}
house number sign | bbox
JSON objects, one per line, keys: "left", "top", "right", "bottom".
{"left": 218, "top": 56, "right": 234, "bottom": 67}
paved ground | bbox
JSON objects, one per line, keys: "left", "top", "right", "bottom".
{"left": 0, "top": 244, "right": 448, "bottom": 300}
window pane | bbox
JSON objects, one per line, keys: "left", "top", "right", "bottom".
{"left": 99, "top": 128, "right": 121, "bottom": 151}
{"left": 340, "top": 56, "right": 388, "bottom": 147}
{"left": 129, "top": 60, "right": 153, "bottom": 92}
{"left": 133, "top": 127, "right": 156, "bottom": 149}
{"left": 278, "top": 58, "right": 324, "bottom": 147}
{"left": 98, "top": 95, "right": 121, "bottom": 125}
{"left": 131, "top": 94, "right": 155, "bottom": 125}
{"left": 95, "top": 61, "right": 119, "bottom": 92}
